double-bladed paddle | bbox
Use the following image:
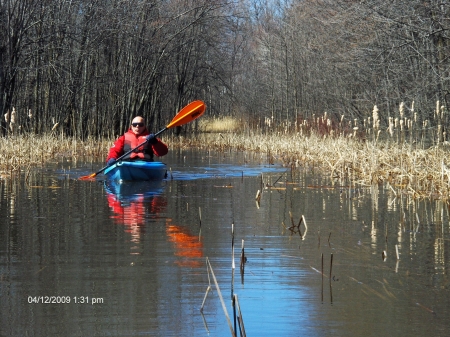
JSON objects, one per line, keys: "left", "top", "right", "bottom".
{"left": 79, "top": 100, "right": 206, "bottom": 180}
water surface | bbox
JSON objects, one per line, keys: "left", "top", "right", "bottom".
{"left": 1, "top": 149, "right": 449, "bottom": 336}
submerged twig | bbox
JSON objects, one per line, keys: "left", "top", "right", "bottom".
{"left": 233, "top": 294, "right": 247, "bottom": 337}
{"left": 203, "top": 258, "right": 236, "bottom": 336}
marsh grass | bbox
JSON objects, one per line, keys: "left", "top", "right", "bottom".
{"left": 0, "top": 134, "right": 112, "bottom": 178}
{"left": 198, "top": 116, "right": 243, "bottom": 133}
{"left": 171, "top": 129, "right": 450, "bottom": 200}
{"left": 2, "top": 110, "right": 450, "bottom": 200}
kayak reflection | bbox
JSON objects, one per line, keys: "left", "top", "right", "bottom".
{"left": 104, "top": 180, "right": 167, "bottom": 245}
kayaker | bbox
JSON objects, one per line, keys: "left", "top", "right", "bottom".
{"left": 106, "top": 116, "right": 168, "bottom": 166}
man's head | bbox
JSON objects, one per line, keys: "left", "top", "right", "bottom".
{"left": 131, "top": 116, "right": 145, "bottom": 135}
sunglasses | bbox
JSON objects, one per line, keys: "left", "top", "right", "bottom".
{"left": 132, "top": 122, "right": 144, "bottom": 127}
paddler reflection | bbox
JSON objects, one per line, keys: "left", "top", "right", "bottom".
{"left": 106, "top": 192, "right": 167, "bottom": 244}
{"left": 104, "top": 181, "right": 203, "bottom": 265}
{"left": 104, "top": 180, "right": 167, "bottom": 246}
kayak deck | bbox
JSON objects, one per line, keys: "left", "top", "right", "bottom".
{"left": 103, "top": 161, "right": 167, "bottom": 181}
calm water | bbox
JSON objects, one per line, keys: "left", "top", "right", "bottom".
{"left": 1, "top": 149, "right": 449, "bottom": 336}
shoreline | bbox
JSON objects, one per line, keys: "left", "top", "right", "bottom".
{"left": 1, "top": 132, "right": 449, "bottom": 200}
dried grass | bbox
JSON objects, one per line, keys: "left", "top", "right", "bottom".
{"left": 2, "top": 112, "right": 450, "bottom": 201}
{"left": 171, "top": 130, "right": 450, "bottom": 200}
{"left": 0, "top": 134, "right": 111, "bottom": 177}
{"left": 197, "top": 116, "right": 243, "bottom": 133}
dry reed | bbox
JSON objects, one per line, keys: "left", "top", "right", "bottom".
{"left": 171, "top": 129, "right": 450, "bottom": 200}
{"left": 198, "top": 116, "right": 243, "bottom": 133}
{"left": 0, "top": 134, "right": 112, "bottom": 177}
{"left": 3, "top": 108, "right": 450, "bottom": 202}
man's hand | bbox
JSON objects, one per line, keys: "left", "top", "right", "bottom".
{"left": 146, "top": 133, "right": 157, "bottom": 144}
{"left": 107, "top": 158, "right": 116, "bottom": 166}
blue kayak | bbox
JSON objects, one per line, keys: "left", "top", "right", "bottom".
{"left": 104, "top": 161, "right": 167, "bottom": 181}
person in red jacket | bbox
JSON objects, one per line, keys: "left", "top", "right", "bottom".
{"left": 106, "top": 116, "right": 168, "bottom": 165}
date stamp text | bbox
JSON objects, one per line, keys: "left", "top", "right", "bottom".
{"left": 28, "top": 296, "right": 104, "bottom": 305}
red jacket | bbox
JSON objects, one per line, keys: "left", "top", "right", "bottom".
{"left": 106, "top": 128, "right": 168, "bottom": 162}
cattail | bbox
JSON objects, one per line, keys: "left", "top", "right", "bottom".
{"left": 388, "top": 117, "right": 394, "bottom": 137}
{"left": 51, "top": 122, "right": 59, "bottom": 131}
{"left": 400, "top": 119, "right": 404, "bottom": 131}
{"left": 436, "top": 101, "right": 440, "bottom": 119}
{"left": 28, "top": 109, "right": 32, "bottom": 119}
{"left": 10, "top": 107, "right": 16, "bottom": 124}
{"left": 399, "top": 102, "right": 405, "bottom": 118}
{"left": 9, "top": 108, "right": 16, "bottom": 131}
{"left": 372, "top": 105, "right": 379, "bottom": 129}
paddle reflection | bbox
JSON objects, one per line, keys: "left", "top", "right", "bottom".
{"left": 166, "top": 220, "right": 203, "bottom": 268}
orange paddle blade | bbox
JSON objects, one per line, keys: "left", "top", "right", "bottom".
{"left": 166, "top": 100, "right": 206, "bottom": 129}
{"left": 78, "top": 172, "right": 98, "bottom": 181}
